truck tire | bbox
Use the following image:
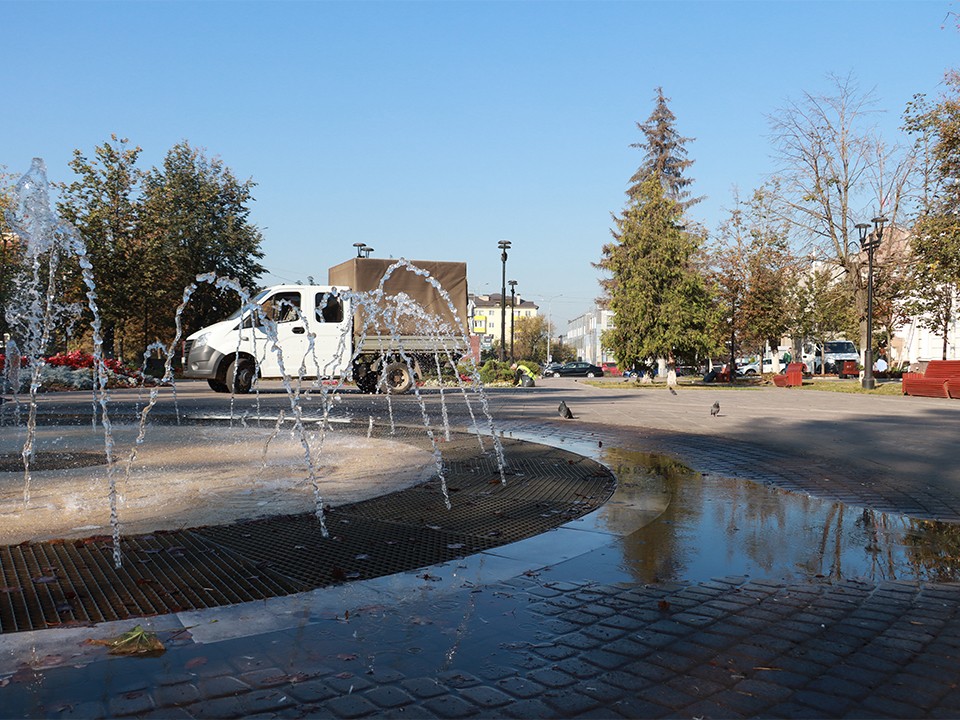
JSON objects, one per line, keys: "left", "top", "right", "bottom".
{"left": 207, "top": 379, "right": 229, "bottom": 393}
{"left": 379, "top": 361, "right": 414, "bottom": 394}
{"left": 227, "top": 358, "right": 257, "bottom": 394}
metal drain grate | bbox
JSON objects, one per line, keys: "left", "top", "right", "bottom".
{"left": 0, "top": 433, "right": 615, "bottom": 634}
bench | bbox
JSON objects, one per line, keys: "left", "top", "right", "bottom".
{"left": 902, "top": 360, "right": 960, "bottom": 398}
{"left": 773, "top": 362, "right": 804, "bottom": 387}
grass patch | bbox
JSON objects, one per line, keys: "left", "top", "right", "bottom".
{"left": 584, "top": 376, "right": 903, "bottom": 394}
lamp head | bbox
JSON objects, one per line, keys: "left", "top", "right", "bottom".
{"left": 872, "top": 216, "right": 888, "bottom": 241}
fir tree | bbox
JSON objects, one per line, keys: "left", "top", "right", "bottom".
{"left": 598, "top": 89, "right": 717, "bottom": 371}
{"left": 627, "top": 87, "right": 701, "bottom": 209}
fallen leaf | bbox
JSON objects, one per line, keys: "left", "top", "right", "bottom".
{"left": 87, "top": 625, "right": 165, "bottom": 656}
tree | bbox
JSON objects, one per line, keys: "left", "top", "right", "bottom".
{"left": 0, "top": 169, "right": 24, "bottom": 338}
{"left": 140, "top": 142, "right": 266, "bottom": 337}
{"left": 711, "top": 184, "right": 797, "bottom": 370}
{"left": 58, "top": 136, "right": 143, "bottom": 358}
{"left": 627, "top": 87, "right": 701, "bottom": 210}
{"left": 601, "top": 176, "right": 718, "bottom": 369}
{"left": 598, "top": 90, "right": 718, "bottom": 371}
{"left": 769, "top": 74, "right": 913, "bottom": 357}
{"left": 789, "top": 262, "right": 858, "bottom": 372}
{"left": 903, "top": 73, "right": 960, "bottom": 360}
{"left": 511, "top": 314, "right": 549, "bottom": 364}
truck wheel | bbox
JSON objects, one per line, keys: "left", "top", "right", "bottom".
{"left": 207, "top": 379, "right": 229, "bottom": 393}
{"left": 379, "top": 361, "right": 414, "bottom": 394}
{"left": 227, "top": 358, "right": 257, "bottom": 394}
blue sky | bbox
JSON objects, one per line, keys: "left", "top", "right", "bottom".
{"left": 2, "top": 1, "right": 957, "bottom": 325}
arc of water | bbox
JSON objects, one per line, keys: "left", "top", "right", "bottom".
{"left": 375, "top": 259, "right": 507, "bottom": 482}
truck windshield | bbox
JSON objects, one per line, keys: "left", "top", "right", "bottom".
{"left": 225, "top": 289, "right": 272, "bottom": 321}
{"left": 826, "top": 341, "right": 857, "bottom": 354}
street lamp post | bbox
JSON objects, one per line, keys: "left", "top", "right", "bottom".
{"left": 497, "top": 240, "right": 511, "bottom": 361}
{"left": 857, "top": 216, "right": 887, "bottom": 390}
{"left": 508, "top": 280, "right": 517, "bottom": 361}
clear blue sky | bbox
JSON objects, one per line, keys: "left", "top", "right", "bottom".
{"left": 1, "top": 1, "right": 956, "bottom": 324}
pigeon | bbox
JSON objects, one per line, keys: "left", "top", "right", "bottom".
{"left": 669, "top": 387, "right": 678, "bottom": 396}
{"left": 710, "top": 401, "right": 720, "bottom": 417}
{"left": 558, "top": 401, "right": 574, "bottom": 419}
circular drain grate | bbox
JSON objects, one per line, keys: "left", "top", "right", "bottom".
{"left": 0, "top": 428, "right": 616, "bottom": 634}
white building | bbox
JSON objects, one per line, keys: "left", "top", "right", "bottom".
{"left": 565, "top": 307, "right": 616, "bottom": 365}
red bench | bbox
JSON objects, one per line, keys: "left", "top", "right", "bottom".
{"left": 902, "top": 360, "right": 960, "bottom": 398}
{"left": 773, "top": 362, "right": 804, "bottom": 387}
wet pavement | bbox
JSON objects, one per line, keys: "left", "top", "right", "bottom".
{"left": 2, "top": 379, "right": 960, "bottom": 718}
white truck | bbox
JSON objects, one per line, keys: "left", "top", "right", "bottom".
{"left": 182, "top": 257, "right": 469, "bottom": 394}
{"left": 801, "top": 340, "right": 860, "bottom": 375}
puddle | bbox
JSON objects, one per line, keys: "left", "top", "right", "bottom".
{"left": 599, "top": 448, "right": 960, "bottom": 584}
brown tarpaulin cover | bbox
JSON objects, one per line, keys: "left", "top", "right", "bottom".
{"left": 328, "top": 258, "right": 468, "bottom": 338}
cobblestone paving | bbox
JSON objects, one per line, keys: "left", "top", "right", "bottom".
{"left": 3, "top": 388, "right": 960, "bottom": 718}
{"left": 5, "top": 574, "right": 960, "bottom": 718}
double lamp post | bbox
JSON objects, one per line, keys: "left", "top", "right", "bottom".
{"left": 855, "top": 216, "right": 887, "bottom": 390}
{"left": 497, "top": 240, "right": 511, "bottom": 362}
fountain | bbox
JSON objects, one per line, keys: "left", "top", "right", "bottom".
{"left": 0, "top": 159, "right": 617, "bottom": 635}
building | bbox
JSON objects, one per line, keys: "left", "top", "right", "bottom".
{"left": 469, "top": 293, "right": 539, "bottom": 351}
{"left": 565, "top": 307, "right": 615, "bottom": 365}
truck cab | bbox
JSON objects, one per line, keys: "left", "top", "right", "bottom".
{"left": 183, "top": 285, "right": 353, "bottom": 393}
{"left": 802, "top": 340, "right": 859, "bottom": 375}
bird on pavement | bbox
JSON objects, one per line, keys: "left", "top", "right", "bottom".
{"left": 558, "top": 401, "right": 574, "bottom": 420}
{"left": 710, "top": 401, "right": 720, "bottom": 417}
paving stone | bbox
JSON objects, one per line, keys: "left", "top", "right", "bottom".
{"left": 579, "top": 680, "right": 626, "bottom": 703}
{"left": 551, "top": 656, "right": 602, "bottom": 679}
{"left": 731, "top": 678, "right": 793, "bottom": 704}
{"left": 362, "top": 685, "right": 415, "bottom": 709}
{"left": 108, "top": 689, "right": 156, "bottom": 717}
{"left": 607, "top": 695, "right": 672, "bottom": 718}
{"left": 185, "top": 694, "right": 246, "bottom": 719}
{"left": 637, "top": 683, "right": 696, "bottom": 711}
{"left": 285, "top": 678, "right": 338, "bottom": 703}
{"left": 501, "top": 698, "right": 557, "bottom": 718}
{"left": 196, "top": 675, "right": 251, "bottom": 699}
{"left": 707, "top": 688, "right": 777, "bottom": 716}
{"left": 496, "top": 676, "right": 547, "bottom": 699}
{"left": 458, "top": 685, "right": 514, "bottom": 708}
{"left": 238, "top": 690, "right": 297, "bottom": 716}
{"left": 402, "top": 677, "right": 450, "bottom": 699}
{"left": 154, "top": 682, "right": 201, "bottom": 708}
{"left": 526, "top": 667, "right": 578, "bottom": 689}
{"left": 422, "top": 694, "right": 481, "bottom": 718}
{"left": 580, "top": 648, "right": 634, "bottom": 670}
{"left": 789, "top": 689, "right": 851, "bottom": 715}
{"left": 324, "top": 693, "right": 380, "bottom": 718}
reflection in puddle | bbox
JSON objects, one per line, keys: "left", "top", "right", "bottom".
{"left": 602, "top": 448, "right": 960, "bottom": 584}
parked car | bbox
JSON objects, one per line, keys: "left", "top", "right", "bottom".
{"left": 737, "top": 358, "right": 774, "bottom": 376}
{"left": 549, "top": 361, "right": 604, "bottom": 378}
{"left": 601, "top": 362, "right": 622, "bottom": 376}
{"left": 541, "top": 362, "right": 564, "bottom": 376}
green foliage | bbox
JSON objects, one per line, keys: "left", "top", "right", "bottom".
{"left": 478, "top": 359, "right": 515, "bottom": 384}
{"left": 0, "top": 170, "right": 23, "bottom": 338}
{"left": 512, "top": 315, "right": 549, "bottom": 363}
{"left": 600, "top": 176, "right": 719, "bottom": 369}
{"left": 140, "top": 141, "right": 265, "bottom": 336}
{"left": 58, "top": 135, "right": 144, "bottom": 358}
{"left": 711, "top": 184, "right": 797, "bottom": 359}
{"left": 903, "top": 72, "right": 960, "bottom": 359}
{"left": 627, "top": 87, "right": 701, "bottom": 210}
